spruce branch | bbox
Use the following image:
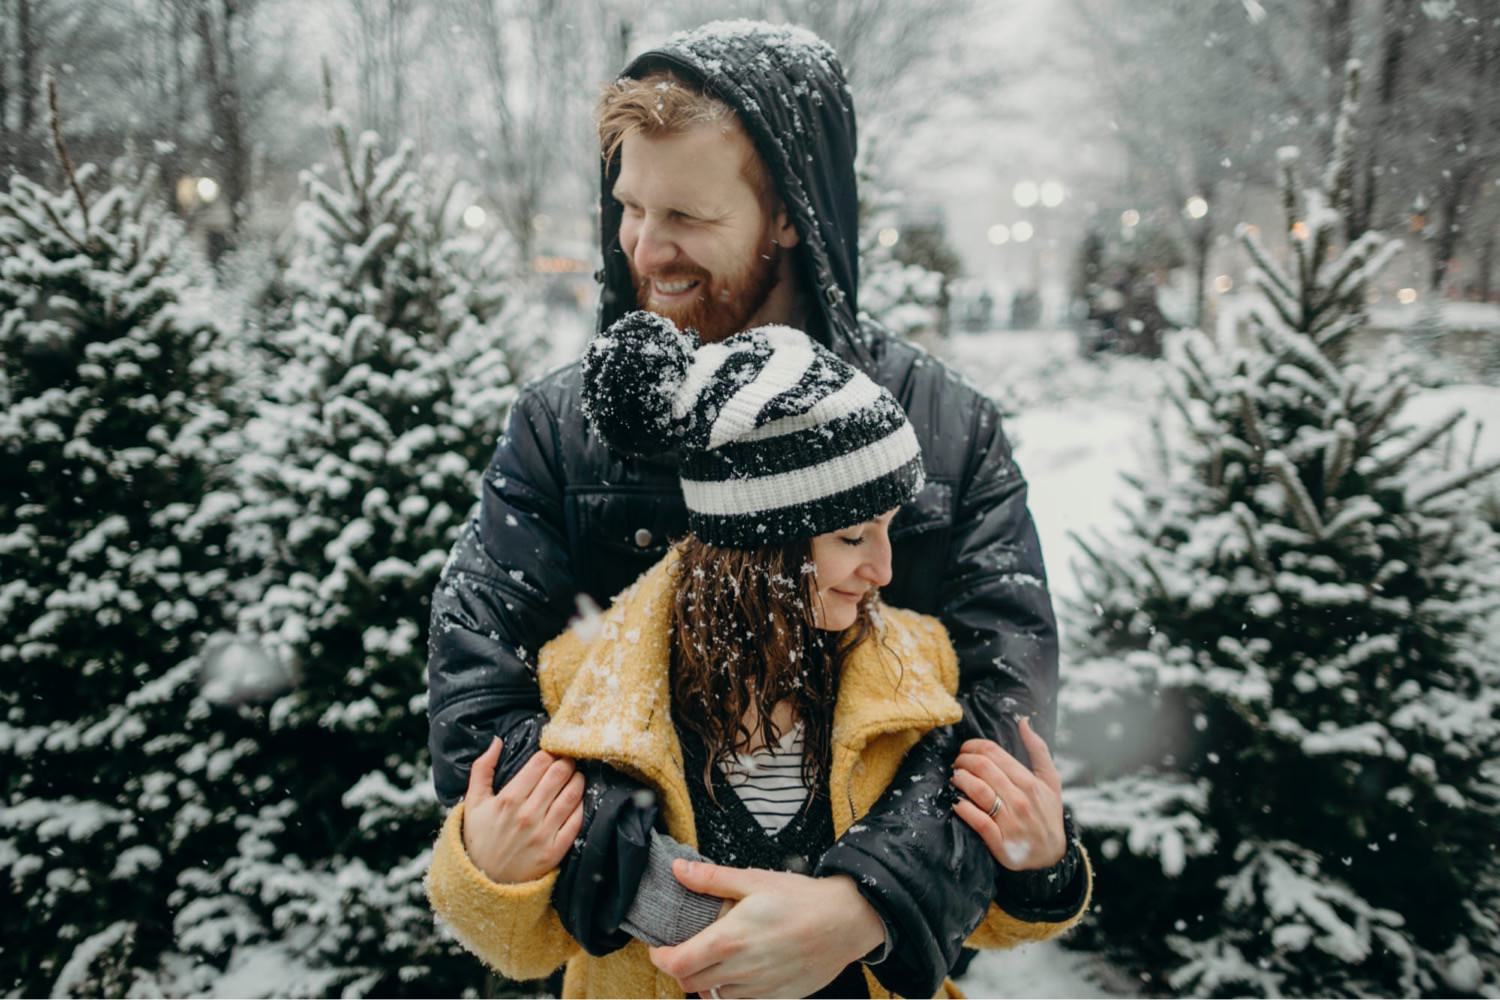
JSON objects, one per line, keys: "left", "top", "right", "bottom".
{"left": 1306, "top": 188, "right": 1334, "bottom": 287}
{"left": 1369, "top": 408, "right": 1464, "bottom": 480}
{"left": 1275, "top": 363, "right": 1337, "bottom": 407}
{"left": 1266, "top": 450, "right": 1325, "bottom": 536}
{"left": 1236, "top": 383, "right": 1269, "bottom": 454}
{"left": 1239, "top": 223, "right": 1297, "bottom": 307}
{"left": 42, "top": 70, "right": 91, "bottom": 254}
{"left": 1277, "top": 146, "right": 1301, "bottom": 240}
{"left": 1068, "top": 529, "right": 1111, "bottom": 574}
{"left": 1180, "top": 336, "right": 1217, "bottom": 404}
{"left": 1323, "top": 419, "right": 1357, "bottom": 494}
{"left": 1139, "top": 552, "right": 1171, "bottom": 600}
{"left": 1355, "top": 379, "right": 1411, "bottom": 453}
{"left": 1318, "top": 231, "right": 1386, "bottom": 309}
{"left": 1232, "top": 502, "right": 1275, "bottom": 577}
{"left": 1312, "top": 314, "right": 1360, "bottom": 358}
{"left": 1321, "top": 60, "right": 1361, "bottom": 239}
{"left": 1249, "top": 274, "right": 1302, "bottom": 335}
{"left": 1320, "top": 494, "right": 1381, "bottom": 541}
{"left": 321, "top": 57, "right": 360, "bottom": 201}
{"left": 1150, "top": 415, "right": 1172, "bottom": 478}
{"left": 1167, "top": 383, "right": 1214, "bottom": 444}
{"left": 1207, "top": 445, "right": 1225, "bottom": 490}
{"left": 358, "top": 129, "right": 379, "bottom": 193}
{"left": 1408, "top": 456, "right": 1500, "bottom": 509}
{"left": 1260, "top": 321, "right": 1344, "bottom": 389}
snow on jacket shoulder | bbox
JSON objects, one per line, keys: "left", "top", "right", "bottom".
{"left": 425, "top": 547, "right": 1090, "bottom": 999}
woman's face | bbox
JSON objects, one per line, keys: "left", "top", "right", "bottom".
{"left": 808, "top": 508, "right": 898, "bottom": 631}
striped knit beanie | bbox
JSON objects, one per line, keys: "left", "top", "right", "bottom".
{"left": 581, "top": 311, "right": 924, "bottom": 548}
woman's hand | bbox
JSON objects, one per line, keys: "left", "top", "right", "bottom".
{"left": 461, "top": 736, "right": 586, "bottom": 884}
{"left": 647, "top": 861, "right": 885, "bottom": 999}
{"left": 951, "top": 717, "right": 1067, "bottom": 871}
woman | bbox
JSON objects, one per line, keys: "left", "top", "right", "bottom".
{"left": 426, "top": 314, "right": 1091, "bottom": 998}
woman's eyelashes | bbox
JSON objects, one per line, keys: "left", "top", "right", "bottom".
{"left": 839, "top": 535, "right": 864, "bottom": 547}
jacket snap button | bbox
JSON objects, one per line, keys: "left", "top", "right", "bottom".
{"left": 634, "top": 528, "right": 653, "bottom": 548}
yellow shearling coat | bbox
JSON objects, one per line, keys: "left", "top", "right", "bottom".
{"left": 426, "top": 548, "right": 1091, "bottom": 998}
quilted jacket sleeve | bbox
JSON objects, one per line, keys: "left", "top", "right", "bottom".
{"left": 967, "top": 845, "right": 1093, "bottom": 950}
{"left": 426, "top": 386, "right": 656, "bottom": 955}
{"left": 942, "top": 393, "right": 1061, "bottom": 756}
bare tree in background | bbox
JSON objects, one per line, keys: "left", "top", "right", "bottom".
{"left": 0, "top": 0, "right": 11, "bottom": 137}
{"left": 444, "top": 0, "right": 604, "bottom": 266}
{"left": 1070, "top": 0, "right": 1500, "bottom": 313}
{"left": 194, "top": 0, "right": 252, "bottom": 238}
{"left": 0, "top": 0, "right": 43, "bottom": 173}
{"left": 1067, "top": 0, "right": 1305, "bottom": 326}
{"left": 344, "top": 0, "right": 436, "bottom": 142}
{"left": 683, "top": 0, "right": 1008, "bottom": 172}
{"left": 1383, "top": 1, "right": 1500, "bottom": 293}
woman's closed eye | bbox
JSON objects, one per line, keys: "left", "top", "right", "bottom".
{"left": 839, "top": 534, "right": 864, "bottom": 547}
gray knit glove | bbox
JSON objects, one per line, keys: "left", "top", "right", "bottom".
{"left": 619, "top": 832, "right": 726, "bottom": 947}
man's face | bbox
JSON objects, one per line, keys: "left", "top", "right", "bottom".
{"left": 613, "top": 123, "right": 798, "bottom": 343}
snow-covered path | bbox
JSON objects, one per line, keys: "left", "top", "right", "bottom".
{"left": 941, "top": 330, "right": 1166, "bottom": 608}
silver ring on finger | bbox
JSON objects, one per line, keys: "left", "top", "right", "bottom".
{"left": 710, "top": 988, "right": 723, "bottom": 1000}
{"left": 987, "top": 792, "right": 1004, "bottom": 818}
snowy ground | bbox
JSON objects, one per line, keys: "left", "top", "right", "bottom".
{"left": 941, "top": 330, "right": 1169, "bottom": 628}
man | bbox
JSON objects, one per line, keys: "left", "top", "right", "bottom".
{"left": 428, "top": 20, "right": 1064, "bottom": 997}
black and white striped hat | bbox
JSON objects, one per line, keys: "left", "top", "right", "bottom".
{"left": 582, "top": 311, "right": 924, "bottom": 548}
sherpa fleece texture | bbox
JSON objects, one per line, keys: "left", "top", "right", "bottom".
{"left": 426, "top": 547, "right": 1092, "bottom": 998}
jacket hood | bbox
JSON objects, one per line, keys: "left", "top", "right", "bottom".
{"left": 596, "top": 20, "right": 875, "bottom": 368}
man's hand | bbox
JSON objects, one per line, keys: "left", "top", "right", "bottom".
{"left": 460, "top": 736, "right": 585, "bottom": 884}
{"left": 647, "top": 860, "right": 884, "bottom": 999}
{"left": 951, "top": 716, "right": 1067, "bottom": 871}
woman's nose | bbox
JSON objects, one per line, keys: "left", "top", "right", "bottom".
{"left": 860, "top": 535, "right": 894, "bottom": 588}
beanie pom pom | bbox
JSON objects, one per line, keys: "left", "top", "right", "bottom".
{"left": 582, "top": 310, "right": 696, "bottom": 455}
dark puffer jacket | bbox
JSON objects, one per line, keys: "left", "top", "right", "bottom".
{"left": 426, "top": 20, "right": 1059, "bottom": 998}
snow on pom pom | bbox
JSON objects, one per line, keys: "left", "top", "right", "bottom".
{"left": 581, "top": 310, "right": 695, "bottom": 455}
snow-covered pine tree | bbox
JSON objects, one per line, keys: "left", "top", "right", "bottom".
{"left": 0, "top": 88, "right": 257, "bottom": 996}
{"left": 1061, "top": 64, "right": 1500, "bottom": 997}
{"left": 175, "top": 102, "right": 541, "bottom": 996}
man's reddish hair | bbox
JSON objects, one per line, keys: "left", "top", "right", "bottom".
{"left": 596, "top": 70, "right": 778, "bottom": 215}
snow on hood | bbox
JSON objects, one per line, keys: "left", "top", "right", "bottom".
{"left": 595, "top": 20, "right": 875, "bottom": 367}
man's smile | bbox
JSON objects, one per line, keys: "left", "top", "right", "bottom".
{"left": 651, "top": 277, "right": 703, "bottom": 300}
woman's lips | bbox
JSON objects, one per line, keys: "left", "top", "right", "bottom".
{"left": 830, "top": 587, "right": 863, "bottom": 600}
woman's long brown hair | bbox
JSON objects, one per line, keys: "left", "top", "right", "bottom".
{"left": 670, "top": 536, "right": 877, "bottom": 803}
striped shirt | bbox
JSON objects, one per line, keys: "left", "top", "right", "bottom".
{"left": 721, "top": 720, "right": 810, "bottom": 836}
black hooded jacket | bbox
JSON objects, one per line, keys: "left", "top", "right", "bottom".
{"left": 426, "top": 21, "right": 1060, "bottom": 997}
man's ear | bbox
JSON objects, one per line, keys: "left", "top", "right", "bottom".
{"left": 772, "top": 204, "right": 801, "bottom": 249}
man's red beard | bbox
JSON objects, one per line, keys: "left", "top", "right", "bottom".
{"left": 630, "top": 222, "right": 784, "bottom": 343}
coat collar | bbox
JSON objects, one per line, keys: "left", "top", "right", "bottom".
{"left": 537, "top": 546, "right": 961, "bottom": 843}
